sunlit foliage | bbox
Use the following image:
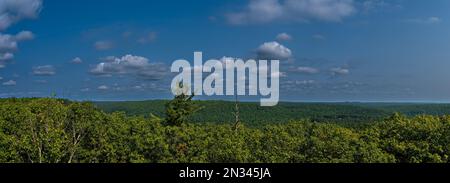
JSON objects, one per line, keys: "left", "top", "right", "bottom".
{"left": 0, "top": 98, "right": 449, "bottom": 163}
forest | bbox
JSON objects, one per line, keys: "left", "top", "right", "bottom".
{"left": 1, "top": 97, "right": 450, "bottom": 163}
{"left": 95, "top": 100, "right": 450, "bottom": 127}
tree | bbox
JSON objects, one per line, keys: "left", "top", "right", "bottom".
{"left": 165, "top": 82, "right": 202, "bottom": 126}
{"left": 232, "top": 94, "right": 240, "bottom": 131}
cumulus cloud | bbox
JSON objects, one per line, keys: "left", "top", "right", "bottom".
{"left": 90, "top": 54, "right": 167, "bottom": 80}
{"left": 276, "top": 33, "right": 292, "bottom": 41}
{"left": 0, "top": 0, "right": 43, "bottom": 31}
{"left": 0, "top": 34, "right": 18, "bottom": 51}
{"left": 94, "top": 40, "right": 114, "bottom": 50}
{"left": 226, "top": 0, "right": 355, "bottom": 25}
{"left": 0, "top": 0, "right": 39, "bottom": 69}
{"left": 256, "top": 41, "right": 292, "bottom": 61}
{"left": 70, "top": 57, "right": 83, "bottom": 64}
{"left": 0, "top": 31, "right": 34, "bottom": 65}
{"left": 291, "top": 66, "right": 319, "bottom": 74}
{"left": 0, "top": 31, "right": 34, "bottom": 51}
{"left": 330, "top": 67, "right": 350, "bottom": 76}
{"left": 2, "top": 80, "right": 16, "bottom": 86}
{"left": 32, "top": 65, "right": 56, "bottom": 76}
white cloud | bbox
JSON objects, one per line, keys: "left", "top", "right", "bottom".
{"left": 94, "top": 40, "right": 114, "bottom": 51}
{"left": 428, "top": 17, "right": 442, "bottom": 23}
{"left": 0, "top": 52, "right": 14, "bottom": 61}
{"left": 0, "top": 1, "right": 40, "bottom": 69}
{"left": 226, "top": 0, "right": 355, "bottom": 25}
{"left": 330, "top": 67, "right": 350, "bottom": 76}
{"left": 227, "top": 0, "right": 283, "bottom": 25}
{"left": 276, "top": 33, "right": 292, "bottom": 41}
{"left": 362, "top": 0, "right": 391, "bottom": 13}
{"left": 0, "top": 30, "right": 35, "bottom": 69}
{"left": 0, "top": 0, "right": 43, "bottom": 31}
{"left": 291, "top": 66, "right": 319, "bottom": 74}
{"left": 32, "top": 65, "right": 56, "bottom": 76}
{"left": 0, "top": 76, "right": 2, "bottom": 80}
{"left": 256, "top": 41, "right": 292, "bottom": 60}
{"left": 2, "top": 80, "right": 16, "bottom": 86}
{"left": 97, "top": 85, "right": 109, "bottom": 90}
{"left": 405, "top": 17, "right": 442, "bottom": 24}
{"left": 0, "top": 31, "right": 34, "bottom": 60}
{"left": 70, "top": 57, "right": 83, "bottom": 64}
{"left": 90, "top": 54, "right": 167, "bottom": 80}
{"left": 0, "top": 33, "right": 18, "bottom": 51}
{"left": 14, "top": 31, "right": 34, "bottom": 41}
{"left": 80, "top": 88, "right": 90, "bottom": 92}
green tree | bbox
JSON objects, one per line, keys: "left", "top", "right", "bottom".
{"left": 165, "top": 82, "right": 202, "bottom": 126}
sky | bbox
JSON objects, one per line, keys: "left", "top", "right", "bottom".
{"left": 1, "top": 0, "right": 450, "bottom": 102}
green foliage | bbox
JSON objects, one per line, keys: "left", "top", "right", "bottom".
{"left": 164, "top": 86, "right": 202, "bottom": 126}
{"left": 365, "top": 113, "right": 450, "bottom": 163}
{"left": 96, "top": 101, "right": 450, "bottom": 128}
{"left": 98, "top": 101, "right": 385, "bottom": 128}
{"left": 0, "top": 98, "right": 449, "bottom": 163}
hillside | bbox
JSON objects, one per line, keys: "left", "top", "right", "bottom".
{"left": 95, "top": 100, "right": 450, "bottom": 127}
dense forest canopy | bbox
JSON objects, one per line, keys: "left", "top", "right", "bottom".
{"left": 0, "top": 98, "right": 449, "bottom": 163}
{"left": 95, "top": 100, "right": 450, "bottom": 127}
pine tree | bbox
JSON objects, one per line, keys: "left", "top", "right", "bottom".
{"left": 165, "top": 82, "right": 202, "bottom": 126}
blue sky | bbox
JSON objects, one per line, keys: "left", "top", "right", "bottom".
{"left": 1, "top": 0, "right": 450, "bottom": 102}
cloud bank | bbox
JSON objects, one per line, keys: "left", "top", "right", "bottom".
{"left": 90, "top": 54, "right": 167, "bottom": 80}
